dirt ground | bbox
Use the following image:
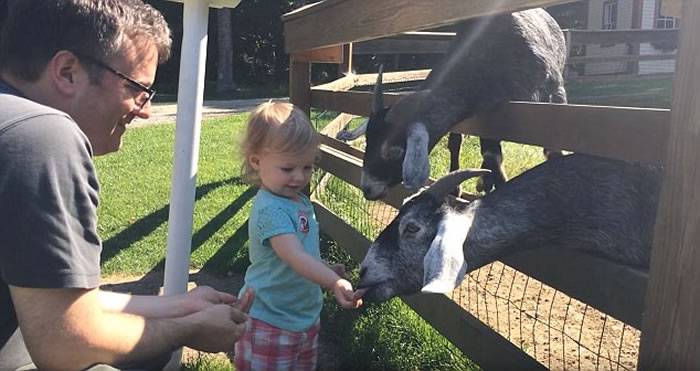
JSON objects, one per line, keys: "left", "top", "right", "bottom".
{"left": 456, "top": 262, "right": 640, "bottom": 370}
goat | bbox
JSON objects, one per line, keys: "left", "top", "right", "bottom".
{"left": 355, "top": 154, "right": 661, "bottom": 302}
{"left": 347, "top": 8, "right": 567, "bottom": 200}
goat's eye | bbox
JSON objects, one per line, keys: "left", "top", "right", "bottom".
{"left": 386, "top": 146, "right": 404, "bottom": 160}
{"left": 404, "top": 223, "right": 420, "bottom": 234}
{"left": 381, "top": 143, "right": 404, "bottom": 161}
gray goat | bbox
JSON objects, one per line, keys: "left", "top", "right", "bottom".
{"left": 353, "top": 8, "right": 567, "bottom": 200}
{"left": 356, "top": 154, "right": 661, "bottom": 302}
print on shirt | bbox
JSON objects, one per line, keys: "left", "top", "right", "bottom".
{"left": 298, "top": 211, "right": 309, "bottom": 234}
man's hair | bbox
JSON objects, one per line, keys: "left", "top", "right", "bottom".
{"left": 0, "top": 0, "right": 172, "bottom": 81}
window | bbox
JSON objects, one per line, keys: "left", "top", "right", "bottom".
{"left": 602, "top": 0, "right": 618, "bottom": 30}
{"left": 655, "top": 1, "right": 680, "bottom": 29}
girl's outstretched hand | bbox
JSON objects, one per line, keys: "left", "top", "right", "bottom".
{"left": 332, "top": 279, "right": 363, "bottom": 309}
{"left": 328, "top": 263, "right": 347, "bottom": 278}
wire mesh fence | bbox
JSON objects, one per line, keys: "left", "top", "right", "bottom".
{"left": 311, "top": 166, "right": 641, "bottom": 370}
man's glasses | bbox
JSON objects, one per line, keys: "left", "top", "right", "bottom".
{"left": 71, "top": 51, "right": 155, "bottom": 111}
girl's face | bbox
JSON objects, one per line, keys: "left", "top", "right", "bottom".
{"left": 249, "top": 147, "right": 317, "bottom": 200}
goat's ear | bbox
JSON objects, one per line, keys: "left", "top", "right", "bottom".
{"left": 402, "top": 123, "right": 430, "bottom": 190}
{"left": 422, "top": 212, "right": 470, "bottom": 293}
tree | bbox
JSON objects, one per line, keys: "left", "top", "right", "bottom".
{"left": 216, "top": 8, "right": 236, "bottom": 95}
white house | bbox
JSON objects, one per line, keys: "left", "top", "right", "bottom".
{"left": 579, "top": 0, "right": 679, "bottom": 76}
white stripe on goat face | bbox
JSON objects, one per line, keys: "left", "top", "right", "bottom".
{"left": 422, "top": 210, "right": 472, "bottom": 293}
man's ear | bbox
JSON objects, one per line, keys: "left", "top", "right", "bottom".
{"left": 48, "top": 50, "right": 83, "bottom": 96}
{"left": 421, "top": 212, "right": 471, "bottom": 293}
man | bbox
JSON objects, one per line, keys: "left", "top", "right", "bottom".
{"left": 0, "top": 1, "right": 253, "bottom": 370}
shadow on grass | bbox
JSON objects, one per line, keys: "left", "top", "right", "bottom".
{"left": 102, "top": 177, "right": 249, "bottom": 262}
{"left": 200, "top": 219, "right": 250, "bottom": 275}
{"left": 101, "top": 178, "right": 256, "bottom": 293}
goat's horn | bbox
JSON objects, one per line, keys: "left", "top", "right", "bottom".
{"left": 426, "top": 169, "right": 492, "bottom": 199}
{"left": 372, "top": 64, "right": 384, "bottom": 114}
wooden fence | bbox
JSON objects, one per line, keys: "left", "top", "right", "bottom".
{"left": 282, "top": 0, "right": 700, "bottom": 369}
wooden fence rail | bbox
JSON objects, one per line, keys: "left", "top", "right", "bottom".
{"left": 311, "top": 89, "right": 670, "bottom": 165}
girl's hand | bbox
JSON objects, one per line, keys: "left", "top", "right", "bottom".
{"left": 332, "top": 279, "right": 363, "bottom": 309}
{"left": 328, "top": 263, "right": 347, "bottom": 278}
{"left": 233, "top": 288, "right": 255, "bottom": 313}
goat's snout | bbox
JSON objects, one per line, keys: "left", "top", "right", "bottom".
{"left": 362, "top": 186, "right": 386, "bottom": 200}
{"left": 360, "top": 172, "right": 389, "bottom": 200}
{"left": 358, "top": 265, "right": 367, "bottom": 281}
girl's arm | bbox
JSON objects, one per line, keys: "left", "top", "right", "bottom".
{"left": 270, "top": 234, "right": 361, "bottom": 309}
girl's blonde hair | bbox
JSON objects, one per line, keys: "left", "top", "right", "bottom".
{"left": 240, "top": 101, "right": 320, "bottom": 185}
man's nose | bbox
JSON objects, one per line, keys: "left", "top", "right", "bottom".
{"left": 135, "top": 101, "right": 152, "bottom": 120}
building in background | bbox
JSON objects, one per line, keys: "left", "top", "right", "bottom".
{"left": 550, "top": 0, "right": 680, "bottom": 78}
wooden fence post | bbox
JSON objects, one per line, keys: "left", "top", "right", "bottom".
{"left": 638, "top": 0, "right": 700, "bottom": 368}
{"left": 289, "top": 55, "right": 311, "bottom": 117}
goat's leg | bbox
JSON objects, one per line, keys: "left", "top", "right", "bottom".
{"left": 543, "top": 83, "right": 567, "bottom": 160}
{"left": 476, "top": 138, "right": 507, "bottom": 193}
{"left": 447, "top": 132, "right": 463, "bottom": 196}
{"left": 336, "top": 118, "right": 368, "bottom": 141}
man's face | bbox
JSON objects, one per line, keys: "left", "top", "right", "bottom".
{"left": 73, "top": 40, "right": 158, "bottom": 156}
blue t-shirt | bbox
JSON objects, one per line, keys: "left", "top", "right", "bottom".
{"left": 240, "top": 189, "right": 323, "bottom": 332}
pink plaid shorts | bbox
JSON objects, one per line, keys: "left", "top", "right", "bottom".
{"left": 234, "top": 317, "right": 321, "bottom": 371}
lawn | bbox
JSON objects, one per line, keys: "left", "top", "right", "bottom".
{"left": 95, "top": 115, "right": 254, "bottom": 277}
{"left": 566, "top": 77, "right": 673, "bottom": 108}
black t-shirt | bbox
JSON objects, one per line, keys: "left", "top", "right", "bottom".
{"left": 0, "top": 80, "right": 102, "bottom": 369}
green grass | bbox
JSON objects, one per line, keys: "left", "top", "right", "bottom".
{"left": 95, "top": 115, "right": 255, "bottom": 276}
{"left": 566, "top": 78, "right": 673, "bottom": 108}
{"left": 181, "top": 353, "right": 234, "bottom": 371}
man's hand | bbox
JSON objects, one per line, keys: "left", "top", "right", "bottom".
{"left": 182, "top": 303, "right": 249, "bottom": 352}
{"left": 180, "top": 286, "right": 236, "bottom": 314}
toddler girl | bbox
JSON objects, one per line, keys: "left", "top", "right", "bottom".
{"left": 234, "top": 101, "right": 362, "bottom": 371}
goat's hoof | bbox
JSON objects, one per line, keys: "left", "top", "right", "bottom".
{"left": 335, "top": 130, "right": 352, "bottom": 141}
{"left": 544, "top": 149, "right": 565, "bottom": 160}
{"left": 476, "top": 172, "right": 507, "bottom": 194}
{"left": 476, "top": 176, "right": 494, "bottom": 194}
{"left": 450, "top": 185, "right": 462, "bottom": 197}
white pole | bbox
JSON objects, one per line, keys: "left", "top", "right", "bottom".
{"left": 163, "top": 0, "right": 209, "bottom": 299}
{"left": 162, "top": 1, "right": 209, "bottom": 369}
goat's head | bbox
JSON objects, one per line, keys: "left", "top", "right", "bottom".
{"left": 361, "top": 66, "right": 434, "bottom": 200}
{"left": 357, "top": 168, "right": 489, "bottom": 302}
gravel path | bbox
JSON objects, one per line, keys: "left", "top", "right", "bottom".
{"left": 132, "top": 97, "right": 289, "bottom": 127}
